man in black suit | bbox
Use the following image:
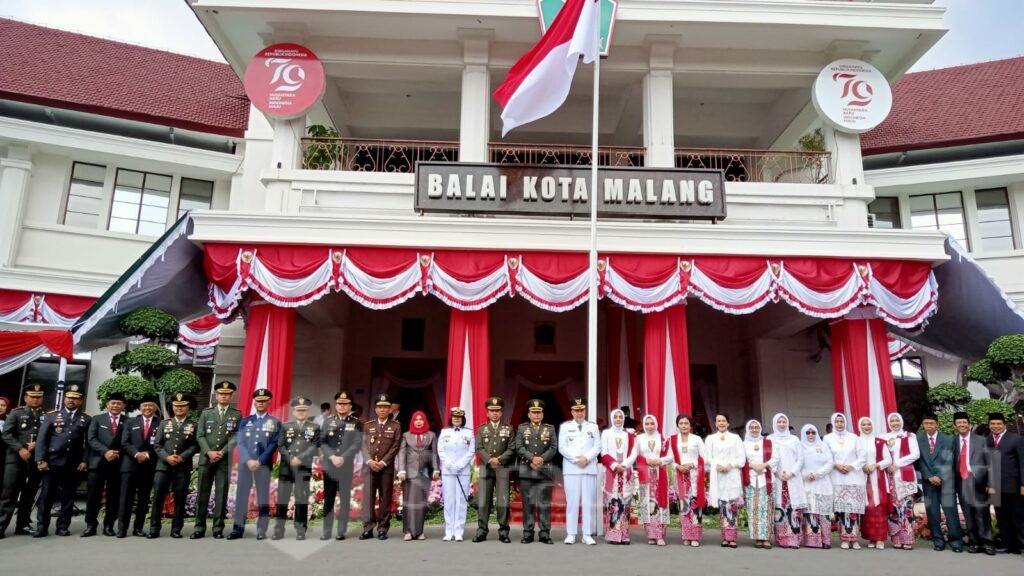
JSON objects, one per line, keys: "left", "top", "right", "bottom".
{"left": 34, "top": 383, "right": 90, "bottom": 537}
{"left": 952, "top": 411, "right": 995, "bottom": 555}
{"left": 83, "top": 392, "right": 126, "bottom": 537}
{"left": 117, "top": 393, "right": 160, "bottom": 537}
{"left": 149, "top": 393, "right": 198, "bottom": 539}
{"left": 916, "top": 412, "right": 962, "bottom": 551}
{"left": 987, "top": 412, "right": 1024, "bottom": 554}
{"left": 319, "top": 391, "right": 363, "bottom": 540}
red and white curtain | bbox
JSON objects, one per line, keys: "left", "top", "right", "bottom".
{"left": 0, "top": 290, "right": 95, "bottom": 327}
{"left": 204, "top": 244, "right": 939, "bottom": 329}
{"left": 831, "top": 310, "right": 898, "bottom": 430}
{"left": 177, "top": 313, "right": 222, "bottom": 363}
{"left": 237, "top": 301, "right": 295, "bottom": 418}
{"left": 0, "top": 330, "right": 74, "bottom": 375}
{"left": 445, "top": 309, "right": 490, "bottom": 428}
{"left": 888, "top": 335, "right": 914, "bottom": 361}
{"left": 606, "top": 307, "right": 641, "bottom": 414}
{"left": 643, "top": 305, "right": 692, "bottom": 429}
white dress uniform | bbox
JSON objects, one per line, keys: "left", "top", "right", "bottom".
{"left": 437, "top": 425, "right": 475, "bottom": 540}
{"left": 558, "top": 417, "right": 601, "bottom": 540}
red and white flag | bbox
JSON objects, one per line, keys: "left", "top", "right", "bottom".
{"left": 494, "top": 0, "right": 600, "bottom": 136}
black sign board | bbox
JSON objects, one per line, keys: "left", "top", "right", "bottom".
{"left": 414, "top": 162, "right": 726, "bottom": 220}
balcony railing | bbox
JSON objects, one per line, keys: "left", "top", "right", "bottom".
{"left": 301, "top": 137, "right": 831, "bottom": 184}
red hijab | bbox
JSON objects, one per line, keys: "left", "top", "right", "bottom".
{"left": 0, "top": 395, "right": 10, "bottom": 421}
{"left": 408, "top": 410, "right": 430, "bottom": 434}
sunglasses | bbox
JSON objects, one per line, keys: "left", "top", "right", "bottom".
{"left": 806, "top": 431, "right": 817, "bottom": 435}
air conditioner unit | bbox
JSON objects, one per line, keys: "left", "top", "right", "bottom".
{"left": 866, "top": 213, "right": 877, "bottom": 228}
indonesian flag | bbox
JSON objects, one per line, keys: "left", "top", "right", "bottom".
{"left": 494, "top": 0, "right": 600, "bottom": 136}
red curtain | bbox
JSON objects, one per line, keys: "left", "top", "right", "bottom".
{"left": 643, "top": 305, "right": 691, "bottom": 427}
{"left": 0, "top": 330, "right": 73, "bottom": 359}
{"left": 831, "top": 316, "right": 897, "bottom": 427}
{"left": 444, "top": 308, "right": 490, "bottom": 428}
{"left": 237, "top": 302, "right": 295, "bottom": 419}
{"left": 606, "top": 307, "right": 641, "bottom": 415}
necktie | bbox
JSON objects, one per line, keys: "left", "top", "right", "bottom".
{"left": 578, "top": 424, "right": 582, "bottom": 432}
{"left": 929, "top": 436, "right": 935, "bottom": 453}
{"left": 994, "top": 434, "right": 1001, "bottom": 448}
{"left": 219, "top": 408, "right": 226, "bottom": 421}
{"left": 959, "top": 438, "right": 968, "bottom": 480}
{"left": 111, "top": 415, "right": 118, "bottom": 435}
{"left": 143, "top": 418, "right": 151, "bottom": 439}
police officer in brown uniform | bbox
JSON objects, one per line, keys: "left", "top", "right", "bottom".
{"left": 359, "top": 393, "right": 402, "bottom": 540}
{"left": 516, "top": 399, "right": 557, "bottom": 544}
{"left": 273, "top": 396, "right": 320, "bottom": 540}
{"left": 474, "top": 396, "right": 515, "bottom": 543}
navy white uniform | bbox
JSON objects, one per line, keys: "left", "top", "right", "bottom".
{"left": 558, "top": 398, "right": 601, "bottom": 542}
{"left": 438, "top": 409, "right": 475, "bottom": 541}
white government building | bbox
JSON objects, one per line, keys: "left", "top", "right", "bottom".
{"left": 0, "top": 1, "right": 1021, "bottom": 432}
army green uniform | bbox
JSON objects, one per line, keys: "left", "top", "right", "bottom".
{"left": 274, "top": 418, "right": 320, "bottom": 538}
{"left": 150, "top": 413, "right": 198, "bottom": 537}
{"left": 516, "top": 420, "right": 557, "bottom": 542}
{"left": 193, "top": 404, "right": 241, "bottom": 537}
{"left": 475, "top": 418, "right": 515, "bottom": 540}
{"left": 0, "top": 404, "right": 44, "bottom": 536}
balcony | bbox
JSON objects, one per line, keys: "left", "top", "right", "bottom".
{"left": 300, "top": 138, "right": 831, "bottom": 185}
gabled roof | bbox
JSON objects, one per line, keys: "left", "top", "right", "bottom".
{"left": 0, "top": 18, "right": 249, "bottom": 138}
{"left": 862, "top": 56, "right": 1024, "bottom": 155}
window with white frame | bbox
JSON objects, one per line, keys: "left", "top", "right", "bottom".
{"left": 177, "top": 178, "right": 214, "bottom": 218}
{"left": 975, "top": 187, "right": 1017, "bottom": 252}
{"left": 909, "top": 192, "right": 968, "bottom": 248}
{"left": 109, "top": 169, "right": 172, "bottom": 236}
{"left": 868, "top": 197, "right": 901, "bottom": 229}
{"left": 62, "top": 162, "right": 105, "bottom": 228}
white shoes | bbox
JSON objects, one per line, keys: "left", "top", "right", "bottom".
{"left": 564, "top": 535, "right": 576, "bottom": 545}
{"left": 455, "top": 535, "right": 464, "bottom": 542}
{"left": 443, "top": 535, "right": 453, "bottom": 542}
{"left": 582, "top": 535, "right": 597, "bottom": 546}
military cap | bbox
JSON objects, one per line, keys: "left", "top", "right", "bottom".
{"left": 952, "top": 411, "right": 970, "bottom": 422}
{"left": 170, "top": 392, "right": 192, "bottom": 406}
{"left": 527, "top": 399, "right": 545, "bottom": 412}
{"left": 450, "top": 406, "right": 466, "bottom": 417}
{"left": 253, "top": 388, "right": 272, "bottom": 401}
{"left": 334, "top": 391, "right": 353, "bottom": 404}
{"left": 25, "top": 383, "right": 45, "bottom": 397}
{"left": 375, "top": 393, "right": 392, "bottom": 407}
{"left": 64, "top": 383, "right": 84, "bottom": 399}
{"left": 291, "top": 396, "right": 312, "bottom": 408}
{"left": 987, "top": 412, "right": 1006, "bottom": 423}
{"left": 107, "top": 392, "right": 126, "bottom": 403}
{"left": 140, "top": 393, "right": 160, "bottom": 405}
{"left": 485, "top": 396, "right": 504, "bottom": 409}
{"left": 214, "top": 380, "right": 237, "bottom": 394}
{"left": 570, "top": 397, "right": 586, "bottom": 410}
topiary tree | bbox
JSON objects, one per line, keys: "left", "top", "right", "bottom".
{"left": 95, "top": 375, "right": 156, "bottom": 412}
{"left": 111, "top": 344, "right": 177, "bottom": 380}
{"left": 119, "top": 307, "right": 179, "bottom": 342}
{"left": 926, "top": 382, "right": 973, "bottom": 413}
{"left": 966, "top": 334, "right": 1024, "bottom": 416}
{"left": 155, "top": 368, "right": 202, "bottom": 398}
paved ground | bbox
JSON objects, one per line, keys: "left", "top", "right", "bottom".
{"left": 0, "top": 518, "right": 1019, "bottom": 575}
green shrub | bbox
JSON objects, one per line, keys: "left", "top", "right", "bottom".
{"left": 926, "top": 382, "right": 972, "bottom": 412}
{"left": 987, "top": 335, "right": 1024, "bottom": 367}
{"left": 965, "top": 398, "right": 1014, "bottom": 425}
{"left": 95, "top": 375, "right": 155, "bottom": 411}
{"left": 119, "top": 307, "right": 179, "bottom": 341}
{"left": 111, "top": 344, "right": 177, "bottom": 379}
{"left": 155, "top": 368, "right": 202, "bottom": 396}
{"left": 966, "top": 358, "right": 1004, "bottom": 385}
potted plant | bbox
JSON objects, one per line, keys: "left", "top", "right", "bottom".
{"left": 303, "top": 124, "right": 344, "bottom": 169}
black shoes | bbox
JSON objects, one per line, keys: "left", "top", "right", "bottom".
{"left": 190, "top": 532, "right": 205, "bottom": 540}
{"left": 499, "top": 535, "right": 512, "bottom": 543}
{"left": 473, "top": 534, "right": 487, "bottom": 543}
{"left": 256, "top": 532, "right": 267, "bottom": 541}
{"left": 33, "top": 530, "right": 48, "bottom": 538}
{"left": 336, "top": 534, "right": 346, "bottom": 541}
{"left": 132, "top": 529, "right": 146, "bottom": 537}
{"left": 539, "top": 536, "right": 553, "bottom": 544}
{"left": 103, "top": 527, "right": 116, "bottom": 537}
{"left": 321, "top": 534, "right": 333, "bottom": 541}
{"left": 377, "top": 532, "right": 388, "bottom": 541}
{"left": 81, "top": 527, "right": 97, "bottom": 537}
{"left": 55, "top": 529, "right": 71, "bottom": 537}
{"left": 116, "top": 531, "right": 127, "bottom": 539}
{"left": 521, "top": 534, "right": 534, "bottom": 544}
{"left": 359, "top": 530, "right": 375, "bottom": 540}
{"left": 933, "top": 544, "right": 945, "bottom": 551}
{"left": 212, "top": 531, "right": 224, "bottom": 539}
{"left": 146, "top": 531, "right": 159, "bottom": 539}
{"left": 14, "top": 526, "right": 33, "bottom": 536}
{"left": 170, "top": 531, "right": 182, "bottom": 539}
{"left": 226, "top": 530, "right": 244, "bottom": 540}
{"left": 296, "top": 530, "right": 306, "bottom": 541}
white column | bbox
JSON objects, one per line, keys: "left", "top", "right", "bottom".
{"left": 0, "top": 147, "right": 32, "bottom": 268}
{"left": 825, "top": 128, "right": 870, "bottom": 229}
{"left": 459, "top": 30, "right": 492, "bottom": 163}
{"left": 962, "top": 187, "right": 982, "bottom": 253}
{"left": 642, "top": 38, "right": 676, "bottom": 168}
{"left": 265, "top": 115, "right": 306, "bottom": 213}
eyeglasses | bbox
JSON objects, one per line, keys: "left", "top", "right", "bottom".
{"left": 806, "top": 431, "right": 817, "bottom": 435}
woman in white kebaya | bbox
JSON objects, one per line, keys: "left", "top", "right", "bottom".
{"left": 600, "top": 408, "right": 638, "bottom": 545}
{"left": 823, "top": 413, "right": 867, "bottom": 549}
{"left": 882, "top": 412, "right": 919, "bottom": 550}
{"left": 857, "top": 416, "right": 892, "bottom": 550}
{"left": 668, "top": 414, "right": 705, "bottom": 547}
{"left": 742, "top": 419, "right": 774, "bottom": 549}
{"left": 704, "top": 413, "right": 745, "bottom": 548}
{"left": 636, "top": 415, "right": 671, "bottom": 546}
{"left": 768, "top": 413, "right": 806, "bottom": 549}
{"left": 799, "top": 424, "right": 834, "bottom": 549}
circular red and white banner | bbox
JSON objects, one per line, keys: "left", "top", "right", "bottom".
{"left": 243, "top": 43, "right": 326, "bottom": 119}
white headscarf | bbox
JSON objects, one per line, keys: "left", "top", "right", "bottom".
{"left": 744, "top": 419, "right": 763, "bottom": 443}
{"left": 830, "top": 412, "right": 850, "bottom": 437}
{"left": 641, "top": 414, "right": 661, "bottom": 439}
{"left": 857, "top": 416, "right": 885, "bottom": 505}
{"left": 886, "top": 412, "right": 905, "bottom": 434}
{"left": 769, "top": 412, "right": 791, "bottom": 439}
{"left": 857, "top": 416, "right": 875, "bottom": 441}
{"left": 800, "top": 424, "right": 821, "bottom": 449}
{"left": 608, "top": 408, "right": 625, "bottom": 433}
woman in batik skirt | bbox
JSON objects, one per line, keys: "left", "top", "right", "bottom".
{"left": 768, "top": 413, "right": 807, "bottom": 549}
{"left": 636, "top": 415, "right": 671, "bottom": 546}
{"left": 600, "top": 408, "right": 638, "bottom": 545}
{"left": 705, "top": 412, "right": 746, "bottom": 548}
{"left": 799, "top": 424, "right": 835, "bottom": 549}
{"left": 669, "top": 414, "right": 705, "bottom": 547}
{"left": 857, "top": 417, "right": 892, "bottom": 550}
{"left": 882, "top": 412, "right": 919, "bottom": 550}
{"left": 742, "top": 419, "right": 774, "bottom": 549}
{"left": 823, "top": 413, "right": 868, "bottom": 549}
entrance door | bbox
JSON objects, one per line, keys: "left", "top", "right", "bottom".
{"left": 504, "top": 360, "right": 585, "bottom": 426}
{"left": 369, "top": 357, "right": 445, "bottom": 431}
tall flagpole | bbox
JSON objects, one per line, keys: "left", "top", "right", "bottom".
{"left": 586, "top": 6, "right": 600, "bottom": 422}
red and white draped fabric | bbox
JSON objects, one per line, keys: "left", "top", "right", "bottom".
{"left": 643, "top": 305, "right": 692, "bottom": 429}
{"left": 606, "top": 307, "right": 642, "bottom": 413}
{"left": 445, "top": 309, "right": 490, "bottom": 428}
{"left": 237, "top": 301, "right": 295, "bottom": 419}
{"left": 0, "top": 330, "right": 73, "bottom": 375}
{"left": 831, "top": 310, "right": 898, "bottom": 430}
{"left": 203, "top": 244, "right": 939, "bottom": 329}
{"left": 177, "top": 314, "right": 222, "bottom": 348}
{"left": 0, "top": 290, "right": 95, "bottom": 327}
{"left": 888, "top": 335, "right": 914, "bottom": 361}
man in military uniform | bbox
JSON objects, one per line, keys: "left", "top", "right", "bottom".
{"left": 83, "top": 391, "right": 126, "bottom": 537}
{"left": 320, "top": 390, "right": 363, "bottom": 540}
{"left": 558, "top": 397, "right": 601, "bottom": 545}
{"left": 228, "top": 388, "right": 281, "bottom": 540}
{"left": 192, "top": 380, "right": 241, "bottom": 539}
{"left": 473, "top": 396, "right": 515, "bottom": 543}
{"left": 359, "top": 393, "right": 402, "bottom": 540}
{"left": 516, "top": 399, "right": 557, "bottom": 544}
{"left": 273, "top": 396, "right": 320, "bottom": 540}
{"left": 118, "top": 393, "right": 160, "bottom": 537}
{"left": 34, "top": 383, "right": 90, "bottom": 537}
{"left": 0, "top": 383, "right": 45, "bottom": 538}
{"left": 148, "top": 393, "right": 198, "bottom": 539}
